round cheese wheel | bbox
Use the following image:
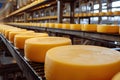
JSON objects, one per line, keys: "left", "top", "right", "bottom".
{"left": 82, "top": 13, "right": 87, "bottom": 17}
{"left": 88, "top": 13, "right": 93, "bottom": 16}
{"left": 9, "top": 31, "right": 34, "bottom": 43}
{"left": 97, "top": 25, "right": 119, "bottom": 33}
{"left": 55, "top": 23, "right": 62, "bottom": 29}
{"left": 45, "top": 45, "right": 120, "bottom": 80}
{"left": 4, "top": 28, "right": 21, "bottom": 39}
{"left": 79, "top": 13, "right": 83, "bottom": 17}
{"left": 119, "top": 27, "right": 120, "bottom": 34}
{"left": 112, "top": 72, "right": 120, "bottom": 80}
{"left": 14, "top": 33, "right": 48, "bottom": 49}
{"left": 113, "top": 11, "right": 120, "bottom": 15}
{"left": 49, "top": 23, "right": 55, "bottom": 28}
{"left": 70, "top": 24, "right": 81, "bottom": 30}
{"left": 107, "top": 11, "right": 113, "bottom": 16}
{"left": 62, "top": 24, "right": 70, "bottom": 29}
{"left": 25, "top": 37, "right": 71, "bottom": 62}
{"left": 44, "top": 23, "right": 49, "bottom": 27}
{"left": 99, "top": 12, "right": 106, "bottom": 16}
{"left": 93, "top": 13, "right": 99, "bottom": 16}
{"left": 81, "top": 24, "right": 97, "bottom": 32}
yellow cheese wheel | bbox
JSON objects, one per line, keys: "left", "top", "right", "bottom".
{"left": 70, "top": 24, "right": 81, "bottom": 30}
{"left": 99, "top": 12, "right": 106, "bottom": 16}
{"left": 14, "top": 33, "right": 48, "bottom": 49}
{"left": 49, "top": 23, "right": 55, "bottom": 28}
{"left": 88, "top": 13, "right": 93, "bottom": 16}
{"left": 62, "top": 24, "right": 70, "bottom": 29}
{"left": 119, "top": 27, "right": 120, "bottom": 34}
{"left": 74, "top": 14, "right": 79, "bottom": 17}
{"left": 81, "top": 24, "right": 97, "bottom": 32}
{"left": 107, "top": 11, "right": 113, "bottom": 16}
{"left": 113, "top": 11, "right": 120, "bottom": 15}
{"left": 79, "top": 13, "right": 83, "bottom": 17}
{"left": 112, "top": 72, "right": 120, "bottom": 80}
{"left": 93, "top": 13, "right": 99, "bottom": 16}
{"left": 45, "top": 45, "right": 120, "bottom": 80}
{"left": 44, "top": 23, "right": 49, "bottom": 27}
{"left": 82, "top": 13, "right": 87, "bottom": 17}
{"left": 55, "top": 23, "right": 62, "bottom": 29}
{"left": 9, "top": 31, "right": 34, "bottom": 43}
{"left": 4, "top": 28, "right": 21, "bottom": 39}
{"left": 97, "top": 25, "right": 119, "bottom": 33}
{"left": 25, "top": 37, "right": 71, "bottom": 62}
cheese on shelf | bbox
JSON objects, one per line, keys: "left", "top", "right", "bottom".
{"left": 70, "top": 24, "right": 81, "bottom": 30}
{"left": 97, "top": 25, "right": 119, "bottom": 33}
{"left": 45, "top": 45, "right": 120, "bottom": 80}
{"left": 25, "top": 37, "right": 71, "bottom": 62}
{"left": 81, "top": 24, "right": 97, "bottom": 32}
{"left": 55, "top": 23, "right": 62, "bottom": 29}
{"left": 14, "top": 33, "right": 48, "bottom": 49}
{"left": 62, "top": 24, "right": 70, "bottom": 29}
{"left": 49, "top": 23, "right": 55, "bottom": 28}
{"left": 4, "top": 28, "right": 22, "bottom": 39}
{"left": 113, "top": 11, "right": 120, "bottom": 15}
{"left": 9, "top": 31, "right": 34, "bottom": 43}
{"left": 107, "top": 11, "right": 113, "bottom": 16}
{"left": 119, "top": 26, "right": 120, "bottom": 34}
{"left": 112, "top": 72, "right": 120, "bottom": 80}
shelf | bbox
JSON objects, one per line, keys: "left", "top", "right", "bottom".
{"left": 9, "top": 24, "right": 120, "bottom": 45}
{"left": 74, "top": 13, "right": 120, "bottom": 18}
{"left": 27, "top": 16, "right": 57, "bottom": 21}
{"left": 5, "top": 0, "right": 54, "bottom": 18}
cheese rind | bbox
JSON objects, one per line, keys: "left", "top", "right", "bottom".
{"left": 25, "top": 37, "right": 71, "bottom": 62}
{"left": 45, "top": 45, "right": 120, "bottom": 80}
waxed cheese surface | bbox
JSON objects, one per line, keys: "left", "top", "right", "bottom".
{"left": 25, "top": 37, "right": 71, "bottom": 62}
{"left": 46, "top": 45, "right": 120, "bottom": 65}
{"left": 45, "top": 45, "right": 120, "bottom": 80}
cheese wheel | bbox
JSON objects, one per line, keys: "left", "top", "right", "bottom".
{"left": 25, "top": 37, "right": 71, "bottom": 62}
{"left": 44, "top": 23, "right": 49, "bottom": 27}
{"left": 49, "top": 23, "right": 55, "bottom": 28}
{"left": 14, "top": 33, "right": 48, "bottom": 49}
{"left": 99, "top": 12, "right": 106, "bottom": 16}
{"left": 81, "top": 24, "right": 97, "bottom": 32}
{"left": 45, "top": 45, "right": 120, "bottom": 80}
{"left": 70, "top": 24, "right": 81, "bottom": 30}
{"left": 79, "top": 13, "right": 83, "bottom": 17}
{"left": 107, "top": 11, "right": 113, "bottom": 16}
{"left": 4, "top": 28, "right": 21, "bottom": 39}
{"left": 9, "top": 31, "right": 34, "bottom": 43}
{"left": 88, "top": 13, "right": 93, "bottom": 16}
{"left": 119, "top": 26, "right": 120, "bottom": 34}
{"left": 113, "top": 11, "right": 120, "bottom": 15}
{"left": 55, "top": 23, "right": 62, "bottom": 29}
{"left": 93, "top": 13, "right": 99, "bottom": 16}
{"left": 97, "top": 25, "right": 119, "bottom": 33}
{"left": 112, "top": 72, "right": 120, "bottom": 80}
{"left": 82, "top": 13, "right": 87, "bottom": 17}
{"left": 62, "top": 24, "right": 70, "bottom": 29}
{"left": 74, "top": 14, "right": 79, "bottom": 17}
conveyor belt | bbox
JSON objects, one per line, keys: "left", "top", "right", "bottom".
{"left": 0, "top": 34, "right": 45, "bottom": 80}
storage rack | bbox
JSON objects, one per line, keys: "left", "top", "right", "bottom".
{"left": 1, "top": 0, "right": 120, "bottom": 80}
{"left": 9, "top": 24, "right": 120, "bottom": 47}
